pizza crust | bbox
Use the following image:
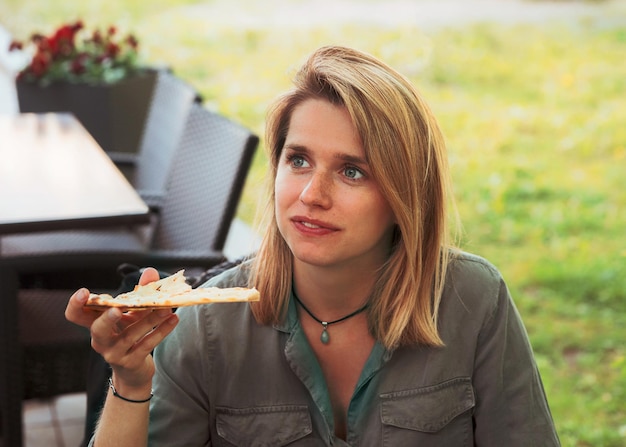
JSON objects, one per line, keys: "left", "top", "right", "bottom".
{"left": 85, "top": 269, "right": 259, "bottom": 310}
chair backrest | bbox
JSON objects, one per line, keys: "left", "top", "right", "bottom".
{"left": 152, "top": 103, "right": 259, "bottom": 253}
{"left": 132, "top": 69, "right": 200, "bottom": 195}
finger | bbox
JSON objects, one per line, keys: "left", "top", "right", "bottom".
{"left": 90, "top": 307, "right": 124, "bottom": 346}
{"left": 100, "top": 311, "right": 178, "bottom": 371}
{"left": 65, "top": 288, "right": 102, "bottom": 328}
{"left": 127, "top": 312, "right": 179, "bottom": 358}
{"left": 92, "top": 308, "right": 175, "bottom": 362}
{"left": 115, "top": 308, "right": 164, "bottom": 332}
{"left": 138, "top": 267, "right": 160, "bottom": 286}
{"left": 117, "top": 308, "right": 151, "bottom": 327}
{"left": 117, "top": 308, "right": 176, "bottom": 347}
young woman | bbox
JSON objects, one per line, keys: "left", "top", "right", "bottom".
{"left": 66, "top": 45, "right": 560, "bottom": 446}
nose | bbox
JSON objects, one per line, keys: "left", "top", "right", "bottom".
{"left": 299, "top": 172, "right": 332, "bottom": 209}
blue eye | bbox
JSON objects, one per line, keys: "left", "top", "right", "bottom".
{"left": 286, "top": 154, "right": 308, "bottom": 168}
{"left": 344, "top": 166, "right": 363, "bottom": 179}
{"left": 292, "top": 156, "right": 305, "bottom": 168}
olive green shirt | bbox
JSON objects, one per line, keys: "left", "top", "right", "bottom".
{"left": 148, "top": 252, "right": 560, "bottom": 446}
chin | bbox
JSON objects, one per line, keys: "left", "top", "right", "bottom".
{"left": 291, "top": 249, "right": 335, "bottom": 268}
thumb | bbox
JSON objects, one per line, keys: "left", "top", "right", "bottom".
{"left": 138, "top": 267, "right": 161, "bottom": 286}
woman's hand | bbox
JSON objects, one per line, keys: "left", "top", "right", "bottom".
{"left": 65, "top": 267, "right": 179, "bottom": 390}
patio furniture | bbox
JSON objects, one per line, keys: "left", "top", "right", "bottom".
{"left": 0, "top": 113, "right": 150, "bottom": 447}
{"left": 1, "top": 102, "right": 259, "bottom": 276}
{"left": 1, "top": 105, "right": 258, "bottom": 446}
{"left": 108, "top": 69, "right": 202, "bottom": 209}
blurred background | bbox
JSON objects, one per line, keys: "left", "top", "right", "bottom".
{"left": 1, "top": 0, "right": 625, "bottom": 445}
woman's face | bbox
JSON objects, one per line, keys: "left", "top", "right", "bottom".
{"left": 275, "top": 98, "right": 396, "bottom": 272}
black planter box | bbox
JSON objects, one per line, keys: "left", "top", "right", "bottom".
{"left": 16, "top": 70, "right": 157, "bottom": 154}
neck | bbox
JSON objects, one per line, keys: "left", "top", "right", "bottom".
{"left": 292, "top": 285, "right": 369, "bottom": 345}
{"left": 292, "top": 262, "right": 375, "bottom": 318}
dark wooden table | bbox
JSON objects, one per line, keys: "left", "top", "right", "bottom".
{"left": 0, "top": 113, "right": 150, "bottom": 446}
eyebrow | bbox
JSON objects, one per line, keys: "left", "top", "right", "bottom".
{"left": 284, "top": 143, "right": 368, "bottom": 166}
{"left": 335, "top": 153, "right": 368, "bottom": 166}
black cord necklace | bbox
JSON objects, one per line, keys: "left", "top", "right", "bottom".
{"left": 292, "top": 288, "right": 369, "bottom": 345}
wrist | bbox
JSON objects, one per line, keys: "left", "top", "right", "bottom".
{"left": 108, "top": 377, "right": 153, "bottom": 403}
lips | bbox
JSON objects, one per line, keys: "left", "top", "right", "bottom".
{"left": 291, "top": 216, "right": 338, "bottom": 234}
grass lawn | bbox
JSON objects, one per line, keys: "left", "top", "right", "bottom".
{"left": 2, "top": 1, "right": 625, "bottom": 445}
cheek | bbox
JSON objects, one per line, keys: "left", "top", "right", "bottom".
{"left": 274, "top": 169, "right": 297, "bottom": 211}
{"left": 361, "top": 195, "right": 396, "bottom": 232}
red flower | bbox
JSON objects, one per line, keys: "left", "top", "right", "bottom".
{"left": 70, "top": 53, "right": 88, "bottom": 74}
{"left": 71, "top": 21, "right": 84, "bottom": 33}
{"left": 30, "top": 52, "right": 51, "bottom": 77}
{"left": 31, "top": 34, "right": 46, "bottom": 46}
{"left": 47, "top": 25, "right": 73, "bottom": 56}
{"left": 54, "top": 25, "right": 75, "bottom": 42}
{"left": 91, "top": 29, "right": 103, "bottom": 44}
{"left": 10, "top": 21, "right": 142, "bottom": 85}
{"left": 106, "top": 42, "right": 120, "bottom": 58}
{"left": 126, "top": 34, "right": 138, "bottom": 50}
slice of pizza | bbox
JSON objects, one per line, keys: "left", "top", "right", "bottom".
{"left": 85, "top": 270, "right": 259, "bottom": 310}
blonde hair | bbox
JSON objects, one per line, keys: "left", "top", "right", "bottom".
{"left": 249, "top": 45, "right": 457, "bottom": 349}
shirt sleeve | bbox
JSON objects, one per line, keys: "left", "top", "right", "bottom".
{"left": 471, "top": 277, "right": 561, "bottom": 446}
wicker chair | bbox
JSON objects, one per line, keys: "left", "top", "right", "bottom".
{"left": 19, "top": 290, "right": 91, "bottom": 400}
{"left": 107, "top": 68, "right": 201, "bottom": 209}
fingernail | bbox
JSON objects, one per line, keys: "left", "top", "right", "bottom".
{"left": 76, "top": 288, "right": 89, "bottom": 303}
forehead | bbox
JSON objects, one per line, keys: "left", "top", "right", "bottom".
{"left": 286, "top": 99, "right": 364, "bottom": 157}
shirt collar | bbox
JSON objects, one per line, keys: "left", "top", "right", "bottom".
{"left": 273, "top": 289, "right": 299, "bottom": 333}
{"left": 273, "top": 291, "right": 393, "bottom": 366}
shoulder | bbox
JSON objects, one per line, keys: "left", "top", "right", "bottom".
{"left": 197, "top": 258, "right": 254, "bottom": 288}
{"left": 446, "top": 250, "right": 503, "bottom": 286}
{"left": 440, "top": 250, "right": 509, "bottom": 326}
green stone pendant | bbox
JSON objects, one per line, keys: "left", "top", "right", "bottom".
{"left": 292, "top": 288, "right": 369, "bottom": 346}
{"left": 320, "top": 322, "right": 330, "bottom": 344}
